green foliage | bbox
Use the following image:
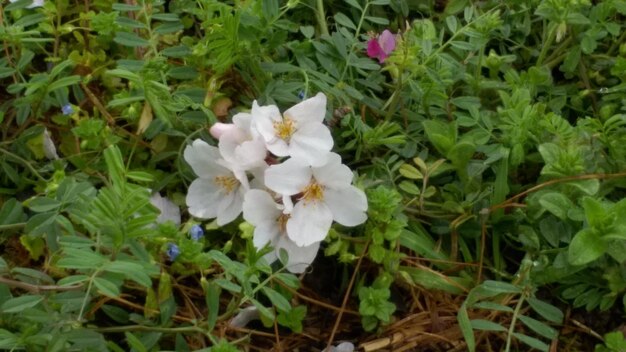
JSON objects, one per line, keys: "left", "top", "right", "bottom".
{"left": 2, "top": 0, "right": 626, "bottom": 349}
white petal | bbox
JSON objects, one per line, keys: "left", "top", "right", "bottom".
{"left": 229, "top": 306, "right": 260, "bottom": 328}
{"left": 324, "top": 186, "right": 368, "bottom": 226}
{"left": 286, "top": 201, "right": 333, "bottom": 246}
{"left": 264, "top": 158, "right": 312, "bottom": 195}
{"left": 312, "top": 153, "right": 354, "bottom": 188}
{"left": 43, "top": 129, "right": 59, "bottom": 160}
{"left": 266, "top": 138, "right": 290, "bottom": 157}
{"left": 235, "top": 139, "right": 267, "bottom": 168}
{"left": 216, "top": 187, "right": 244, "bottom": 225}
{"left": 150, "top": 193, "right": 181, "bottom": 225}
{"left": 289, "top": 122, "right": 333, "bottom": 166}
{"left": 243, "top": 190, "right": 282, "bottom": 225}
{"left": 232, "top": 112, "right": 253, "bottom": 131}
{"left": 251, "top": 101, "right": 282, "bottom": 143}
{"left": 184, "top": 139, "right": 228, "bottom": 179}
{"left": 253, "top": 221, "right": 281, "bottom": 250}
{"left": 283, "top": 93, "right": 327, "bottom": 124}
{"left": 186, "top": 179, "right": 221, "bottom": 219}
{"left": 276, "top": 236, "right": 320, "bottom": 274}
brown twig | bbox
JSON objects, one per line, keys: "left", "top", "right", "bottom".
{"left": 326, "top": 241, "right": 370, "bottom": 350}
{"left": 0, "top": 276, "right": 83, "bottom": 293}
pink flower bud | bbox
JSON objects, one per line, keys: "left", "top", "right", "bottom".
{"left": 209, "top": 123, "right": 236, "bottom": 139}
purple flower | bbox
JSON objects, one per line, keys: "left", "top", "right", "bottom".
{"left": 62, "top": 104, "right": 74, "bottom": 115}
{"left": 166, "top": 243, "right": 180, "bottom": 261}
{"left": 189, "top": 225, "right": 204, "bottom": 241}
{"left": 366, "top": 30, "right": 396, "bottom": 63}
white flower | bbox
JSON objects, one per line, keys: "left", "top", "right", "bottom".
{"left": 323, "top": 342, "right": 355, "bottom": 352}
{"left": 9, "top": 0, "right": 44, "bottom": 8}
{"left": 229, "top": 306, "right": 260, "bottom": 328}
{"left": 243, "top": 189, "right": 320, "bottom": 273}
{"left": 184, "top": 139, "right": 247, "bottom": 226}
{"left": 42, "top": 129, "right": 58, "bottom": 160}
{"left": 252, "top": 93, "right": 333, "bottom": 167}
{"left": 264, "top": 153, "right": 368, "bottom": 247}
{"left": 150, "top": 192, "right": 181, "bottom": 226}
{"left": 217, "top": 112, "right": 267, "bottom": 171}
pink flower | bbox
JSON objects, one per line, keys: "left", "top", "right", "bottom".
{"left": 209, "top": 122, "right": 236, "bottom": 139}
{"left": 366, "top": 30, "right": 396, "bottom": 63}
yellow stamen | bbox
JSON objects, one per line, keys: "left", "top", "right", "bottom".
{"left": 301, "top": 182, "right": 324, "bottom": 204}
{"left": 272, "top": 117, "right": 296, "bottom": 140}
{"left": 214, "top": 175, "right": 239, "bottom": 194}
{"left": 277, "top": 213, "right": 289, "bottom": 233}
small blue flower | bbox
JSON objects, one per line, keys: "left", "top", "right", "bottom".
{"left": 297, "top": 91, "right": 305, "bottom": 100}
{"left": 166, "top": 243, "right": 180, "bottom": 261}
{"left": 189, "top": 225, "right": 204, "bottom": 241}
{"left": 62, "top": 104, "right": 74, "bottom": 116}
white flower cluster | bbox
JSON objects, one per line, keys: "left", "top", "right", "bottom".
{"left": 184, "top": 93, "right": 367, "bottom": 273}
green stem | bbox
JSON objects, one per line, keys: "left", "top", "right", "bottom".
{"left": 0, "top": 147, "right": 47, "bottom": 182}
{"left": 338, "top": 2, "right": 370, "bottom": 83}
{"left": 316, "top": 0, "right": 329, "bottom": 36}
{"left": 536, "top": 21, "right": 557, "bottom": 66}
{"left": 93, "top": 325, "right": 206, "bottom": 334}
{"left": 504, "top": 294, "right": 526, "bottom": 352}
{"left": 0, "top": 223, "right": 26, "bottom": 231}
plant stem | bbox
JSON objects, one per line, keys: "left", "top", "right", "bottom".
{"left": 0, "top": 223, "right": 26, "bottom": 231}
{"left": 536, "top": 21, "right": 556, "bottom": 66}
{"left": 316, "top": 0, "right": 328, "bottom": 36}
{"left": 504, "top": 295, "right": 526, "bottom": 352}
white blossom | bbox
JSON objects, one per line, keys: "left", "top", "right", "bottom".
{"left": 184, "top": 139, "right": 247, "bottom": 226}
{"left": 42, "top": 129, "right": 58, "bottom": 160}
{"left": 217, "top": 112, "right": 267, "bottom": 171}
{"left": 243, "top": 189, "right": 320, "bottom": 273}
{"left": 9, "top": 0, "right": 44, "bottom": 8}
{"left": 265, "top": 153, "right": 367, "bottom": 247}
{"left": 252, "top": 93, "right": 333, "bottom": 167}
{"left": 149, "top": 192, "right": 181, "bottom": 226}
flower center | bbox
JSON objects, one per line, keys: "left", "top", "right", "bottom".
{"left": 272, "top": 116, "right": 296, "bottom": 141}
{"left": 214, "top": 175, "right": 239, "bottom": 194}
{"left": 301, "top": 181, "right": 324, "bottom": 204}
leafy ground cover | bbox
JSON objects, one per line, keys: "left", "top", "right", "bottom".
{"left": 2, "top": 0, "right": 626, "bottom": 351}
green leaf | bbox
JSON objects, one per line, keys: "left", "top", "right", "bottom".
{"left": 470, "top": 319, "right": 507, "bottom": 332}
{"left": 114, "top": 32, "right": 150, "bottom": 47}
{"left": 47, "top": 75, "right": 81, "bottom": 92}
{"left": 204, "top": 281, "right": 221, "bottom": 331}
{"left": 213, "top": 279, "right": 242, "bottom": 293}
{"left": 480, "top": 280, "right": 522, "bottom": 295}
{"left": 539, "top": 192, "right": 573, "bottom": 220}
{"left": 334, "top": 13, "right": 356, "bottom": 30}
{"left": 582, "top": 197, "right": 607, "bottom": 228}
{"left": 458, "top": 304, "right": 475, "bottom": 352}
{"left": 518, "top": 315, "right": 558, "bottom": 340}
{"left": 124, "top": 332, "right": 147, "bottom": 352}
{"left": 262, "top": 286, "right": 291, "bottom": 312}
{"left": 1, "top": 294, "right": 43, "bottom": 313}
{"left": 527, "top": 297, "right": 564, "bottom": 324}
{"left": 93, "top": 277, "right": 121, "bottom": 297}
{"left": 568, "top": 228, "right": 606, "bottom": 265}
{"left": 28, "top": 197, "right": 61, "bottom": 212}
{"left": 512, "top": 332, "right": 549, "bottom": 352}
